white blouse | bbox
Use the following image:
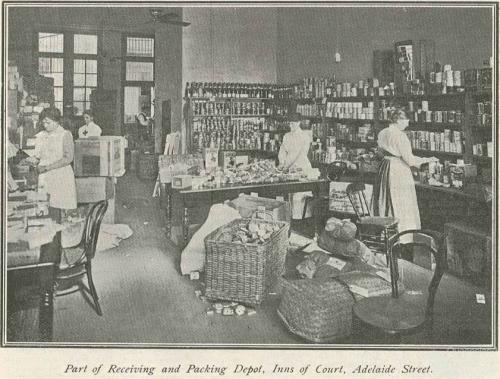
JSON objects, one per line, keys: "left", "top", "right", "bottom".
{"left": 377, "top": 124, "right": 427, "bottom": 168}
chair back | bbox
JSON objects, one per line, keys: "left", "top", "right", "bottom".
{"left": 326, "top": 161, "right": 348, "bottom": 181}
{"left": 79, "top": 200, "right": 109, "bottom": 260}
{"left": 345, "top": 182, "right": 371, "bottom": 218}
{"left": 388, "top": 229, "right": 447, "bottom": 318}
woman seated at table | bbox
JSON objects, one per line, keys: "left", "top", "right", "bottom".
{"left": 278, "top": 112, "right": 313, "bottom": 219}
{"left": 27, "top": 107, "right": 77, "bottom": 222}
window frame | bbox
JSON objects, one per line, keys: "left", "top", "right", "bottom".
{"left": 35, "top": 29, "right": 102, "bottom": 116}
{"left": 122, "top": 33, "right": 155, "bottom": 125}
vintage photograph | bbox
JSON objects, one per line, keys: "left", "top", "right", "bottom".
{"left": 2, "top": 0, "right": 497, "bottom": 356}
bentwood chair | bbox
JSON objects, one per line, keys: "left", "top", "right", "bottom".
{"left": 56, "top": 200, "right": 108, "bottom": 316}
{"left": 345, "top": 182, "right": 398, "bottom": 263}
{"left": 352, "top": 229, "right": 447, "bottom": 343}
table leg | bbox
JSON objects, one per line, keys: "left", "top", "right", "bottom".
{"left": 165, "top": 191, "right": 172, "bottom": 238}
{"left": 183, "top": 207, "right": 189, "bottom": 246}
{"left": 38, "top": 266, "right": 55, "bottom": 342}
{"left": 312, "top": 184, "right": 321, "bottom": 239}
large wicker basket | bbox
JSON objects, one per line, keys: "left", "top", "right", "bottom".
{"left": 277, "top": 277, "right": 355, "bottom": 343}
{"left": 204, "top": 218, "right": 289, "bottom": 305}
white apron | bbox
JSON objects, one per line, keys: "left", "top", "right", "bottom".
{"left": 279, "top": 130, "right": 313, "bottom": 219}
{"left": 36, "top": 127, "right": 77, "bottom": 210}
{"left": 372, "top": 156, "right": 420, "bottom": 243}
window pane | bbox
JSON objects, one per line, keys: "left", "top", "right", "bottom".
{"left": 74, "top": 102, "right": 84, "bottom": 116}
{"left": 124, "top": 86, "right": 141, "bottom": 122}
{"left": 74, "top": 34, "right": 97, "bottom": 54}
{"left": 74, "top": 59, "right": 85, "bottom": 73}
{"left": 86, "top": 74, "right": 97, "bottom": 87}
{"left": 74, "top": 74, "right": 85, "bottom": 86}
{"left": 73, "top": 88, "right": 85, "bottom": 101}
{"left": 39, "top": 57, "right": 51, "bottom": 73}
{"left": 126, "top": 37, "right": 154, "bottom": 57}
{"left": 51, "top": 58, "right": 63, "bottom": 72}
{"left": 49, "top": 73, "right": 63, "bottom": 87}
{"left": 38, "top": 33, "right": 63, "bottom": 53}
{"left": 85, "top": 102, "right": 92, "bottom": 111}
{"left": 86, "top": 88, "right": 94, "bottom": 101}
{"left": 86, "top": 60, "right": 97, "bottom": 74}
{"left": 126, "top": 61, "right": 154, "bottom": 81}
{"left": 54, "top": 88, "right": 63, "bottom": 102}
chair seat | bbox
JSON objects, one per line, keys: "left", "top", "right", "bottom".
{"left": 359, "top": 216, "right": 398, "bottom": 231}
{"left": 353, "top": 294, "right": 427, "bottom": 335}
{"left": 58, "top": 246, "right": 86, "bottom": 271}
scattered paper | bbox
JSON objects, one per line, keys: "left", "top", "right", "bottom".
{"left": 289, "top": 232, "right": 313, "bottom": 247}
{"left": 476, "top": 294, "right": 486, "bottom": 304}
{"left": 302, "top": 241, "right": 330, "bottom": 254}
{"left": 326, "top": 256, "right": 347, "bottom": 270}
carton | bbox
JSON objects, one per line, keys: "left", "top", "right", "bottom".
{"left": 74, "top": 136, "right": 125, "bottom": 177}
{"left": 75, "top": 177, "right": 115, "bottom": 203}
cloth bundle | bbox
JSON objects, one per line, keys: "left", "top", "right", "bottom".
{"left": 318, "top": 217, "right": 368, "bottom": 259}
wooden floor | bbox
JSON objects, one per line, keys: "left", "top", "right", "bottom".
{"left": 50, "top": 173, "right": 492, "bottom": 346}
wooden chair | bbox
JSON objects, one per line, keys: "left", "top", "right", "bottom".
{"left": 303, "top": 161, "right": 350, "bottom": 228}
{"left": 56, "top": 200, "right": 108, "bottom": 316}
{"left": 352, "top": 229, "right": 447, "bottom": 343}
{"left": 345, "top": 181, "right": 398, "bottom": 263}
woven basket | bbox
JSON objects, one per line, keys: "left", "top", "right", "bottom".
{"left": 204, "top": 218, "right": 289, "bottom": 305}
{"left": 277, "top": 278, "right": 355, "bottom": 343}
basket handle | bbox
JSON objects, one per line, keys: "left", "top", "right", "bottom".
{"left": 251, "top": 206, "right": 275, "bottom": 221}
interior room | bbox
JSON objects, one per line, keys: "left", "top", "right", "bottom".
{"left": 4, "top": 3, "right": 495, "bottom": 347}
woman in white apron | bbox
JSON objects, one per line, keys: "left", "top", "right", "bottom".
{"left": 372, "top": 106, "right": 438, "bottom": 241}
{"left": 32, "top": 107, "right": 77, "bottom": 221}
{"left": 278, "top": 113, "right": 313, "bottom": 219}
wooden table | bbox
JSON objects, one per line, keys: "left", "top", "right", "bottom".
{"left": 161, "top": 179, "right": 329, "bottom": 246}
{"left": 7, "top": 235, "right": 61, "bottom": 342}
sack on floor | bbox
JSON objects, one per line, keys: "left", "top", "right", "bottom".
{"left": 324, "top": 217, "right": 357, "bottom": 241}
{"left": 180, "top": 203, "right": 241, "bottom": 275}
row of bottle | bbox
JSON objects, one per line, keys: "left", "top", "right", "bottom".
{"left": 185, "top": 82, "right": 277, "bottom": 99}
{"left": 335, "top": 123, "right": 375, "bottom": 143}
{"left": 296, "top": 103, "right": 324, "bottom": 117}
{"left": 192, "top": 117, "right": 292, "bottom": 135}
{"left": 406, "top": 130, "right": 464, "bottom": 154}
{"left": 192, "top": 119, "right": 283, "bottom": 152}
{"left": 191, "top": 100, "right": 269, "bottom": 116}
{"left": 193, "top": 131, "right": 282, "bottom": 152}
{"left": 325, "top": 101, "right": 376, "bottom": 120}
{"left": 293, "top": 77, "right": 336, "bottom": 99}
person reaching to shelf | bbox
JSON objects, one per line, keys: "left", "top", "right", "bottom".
{"left": 372, "top": 105, "right": 438, "bottom": 242}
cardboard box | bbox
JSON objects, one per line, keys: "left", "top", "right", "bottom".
{"left": 158, "top": 154, "right": 204, "bottom": 184}
{"left": 74, "top": 136, "right": 125, "bottom": 177}
{"left": 230, "top": 194, "right": 291, "bottom": 223}
{"left": 219, "top": 151, "right": 237, "bottom": 169}
{"left": 172, "top": 175, "right": 192, "bottom": 189}
{"left": 76, "top": 177, "right": 115, "bottom": 203}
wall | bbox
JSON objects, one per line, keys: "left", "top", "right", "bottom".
{"left": 276, "top": 6, "right": 493, "bottom": 83}
{"left": 182, "top": 7, "right": 278, "bottom": 85}
{"left": 7, "top": 6, "right": 183, "bottom": 153}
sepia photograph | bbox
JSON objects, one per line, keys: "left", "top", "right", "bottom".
{"left": 1, "top": 0, "right": 498, "bottom": 377}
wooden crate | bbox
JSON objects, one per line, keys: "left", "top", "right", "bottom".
{"left": 444, "top": 222, "right": 492, "bottom": 286}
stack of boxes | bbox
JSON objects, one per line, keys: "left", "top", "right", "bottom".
{"left": 73, "top": 136, "right": 126, "bottom": 224}
{"left": 407, "top": 129, "right": 463, "bottom": 154}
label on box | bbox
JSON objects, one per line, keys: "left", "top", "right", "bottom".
{"left": 326, "top": 257, "right": 347, "bottom": 270}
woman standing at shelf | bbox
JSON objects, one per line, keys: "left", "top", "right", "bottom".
{"left": 373, "top": 106, "right": 438, "bottom": 240}
{"left": 27, "top": 107, "right": 77, "bottom": 221}
{"left": 278, "top": 112, "right": 313, "bottom": 219}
